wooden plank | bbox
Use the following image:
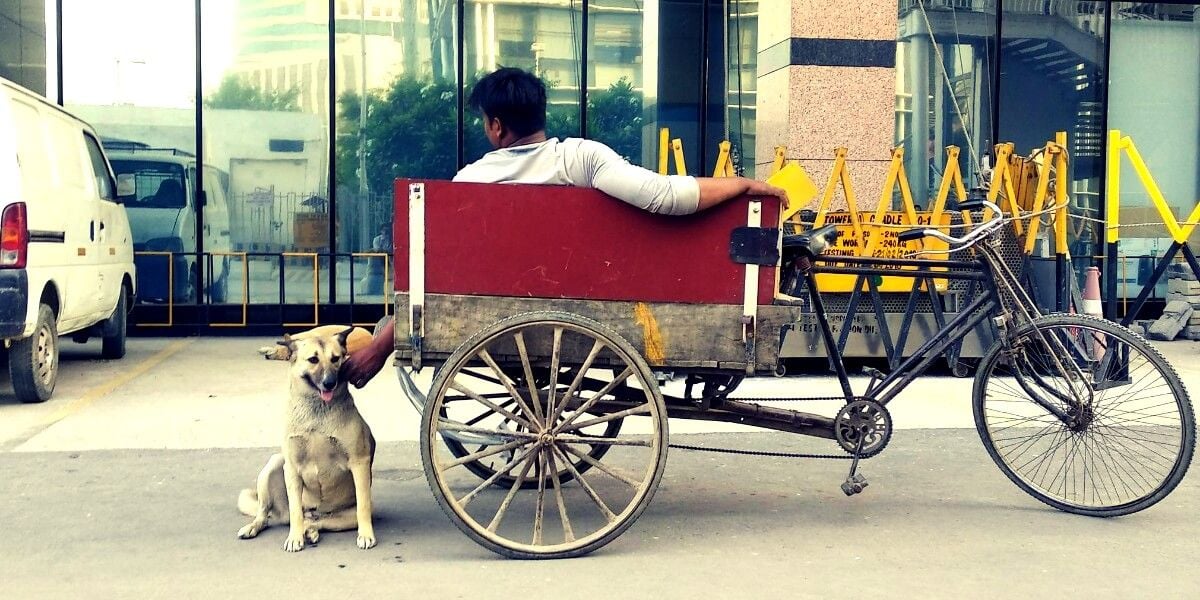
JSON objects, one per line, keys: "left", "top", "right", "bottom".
{"left": 394, "top": 293, "right": 799, "bottom": 373}
{"left": 392, "top": 179, "right": 781, "bottom": 305}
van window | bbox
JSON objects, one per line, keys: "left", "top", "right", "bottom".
{"left": 83, "top": 134, "right": 115, "bottom": 200}
{"left": 109, "top": 159, "right": 187, "bottom": 208}
{"left": 10, "top": 99, "right": 50, "bottom": 198}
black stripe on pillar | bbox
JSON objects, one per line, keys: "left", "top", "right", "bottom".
{"left": 759, "top": 38, "right": 897, "bottom": 77}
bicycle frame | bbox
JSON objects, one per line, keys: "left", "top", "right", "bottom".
{"left": 802, "top": 236, "right": 1092, "bottom": 423}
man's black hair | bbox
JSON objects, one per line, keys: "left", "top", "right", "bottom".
{"left": 468, "top": 67, "right": 547, "bottom": 137}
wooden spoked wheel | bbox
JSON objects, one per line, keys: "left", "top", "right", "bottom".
{"left": 421, "top": 312, "right": 668, "bottom": 559}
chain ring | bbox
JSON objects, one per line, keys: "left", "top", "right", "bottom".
{"left": 834, "top": 399, "right": 892, "bottom": 457}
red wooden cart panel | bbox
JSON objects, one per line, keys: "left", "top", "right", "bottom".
{"left": 394, "top": 179, "right": 780, "bottom": 305}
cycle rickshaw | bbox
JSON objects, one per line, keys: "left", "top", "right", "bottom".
{"left": 389, "top": 179, "right": 1195, "bottom": 559}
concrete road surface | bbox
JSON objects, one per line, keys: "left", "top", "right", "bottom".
{"left": 0, "top": 336, "right": 1197, "bottom": 599}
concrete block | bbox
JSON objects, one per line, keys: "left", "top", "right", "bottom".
{"left": 1168, "top": 278, "right": 1200, "bottom": 294}
{"left": 1168, "top": 263, "right": 1198, "bottom": 281}
{"left": 1165, "top": 292, "right": 1200, "bottom": 308}
{"left": 1149, "top": 300, "right": 1194, "bottom": 341}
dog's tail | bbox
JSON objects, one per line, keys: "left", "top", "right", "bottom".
{"left": 237, "top": 488, "right": 259, "bottom": 517}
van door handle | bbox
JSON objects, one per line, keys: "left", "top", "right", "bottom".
{"left": 89, "top": 221, "right": 95, "bottom": 241}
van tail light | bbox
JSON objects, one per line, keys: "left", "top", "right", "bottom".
{"left": 1, "top": 202, "right": 29, "bottom": 269}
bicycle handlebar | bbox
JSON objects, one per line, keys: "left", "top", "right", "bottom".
{"left": 897, "top": 199, "right": 1005, "bottom": 252}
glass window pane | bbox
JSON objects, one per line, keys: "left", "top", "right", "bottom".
{"left": 896, "top": 1, "right": 996, "bottom": 207}
{"left": 1108, "top": 2, "right": 1200, "bottom": 298}
{"left": 202, "top": 0, "right": 331, "bottom": 308}
{"left": 463, "top": 0, "right": 583, "bottom": 164}
{"left": 999, "top": 1, "right": 1107, "bottom": 261}
{"left": 334, "top": 0, "right": 457, "bottom": 305}
{"left": 586, "top": 0, "right": 645, "bottom": 164}
{"left": 726, "top": 0, "right": 757, "bottom": 178}
{"left": 62, "top": 0, "right": 198, "bottom": 305}
{"left": 0, "top": 0, "right": 49, "bottom": 96}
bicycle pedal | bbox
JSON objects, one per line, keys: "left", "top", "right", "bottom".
{"left": 840, "top": 474, "right": 869, "bottom": 497}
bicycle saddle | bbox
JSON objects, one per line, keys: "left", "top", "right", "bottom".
{"left": 782, "top": 224, "right": 841, "bottom": 259}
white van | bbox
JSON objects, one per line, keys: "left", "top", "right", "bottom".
{"left": 105, "top": 144, "right": 232, "bottom": 303}
{"left": 0, "top": 78, "right": 136, "bottom": 403}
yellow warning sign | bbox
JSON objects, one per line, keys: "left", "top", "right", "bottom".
{"left": 814, "top": 211, "right": 952, "bottom": 292}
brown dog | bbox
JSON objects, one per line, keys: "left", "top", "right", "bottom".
{"left": 237, "top": 328, "right": 377, "bottom": 551}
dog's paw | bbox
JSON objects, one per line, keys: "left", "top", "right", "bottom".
{"left": 283, "top": 534, "right": 306, "bottom": 552}
{"left": 237, "top": 521, "right": 263, "bottom": 539}
{"left": 357, "top": 533, "right": 377, "bottom": 550}
{"left": 258, "top": 345, "right": 288, "bottom": 360}
{"left": 304, "top": 526, "right": 320, "bottom": 545}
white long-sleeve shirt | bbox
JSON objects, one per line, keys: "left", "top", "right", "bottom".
{"left": 452, "top": 137, "right": 701, "bottom": 215}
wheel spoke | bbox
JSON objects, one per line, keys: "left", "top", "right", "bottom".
{"left": 447, "top": 381, "right": 537, "bottom": 432}
{"left": 561, "top": 444, "right": 641, "bottom": 487}
{"left": 546, "top": 339, "right": 606, "bottom": 429}
{"left": 513, "top": 332, "right": 545, "bottom": 423}
{"left": 550, "top": 444, "right": 616, "bottom": 523}
{"left": 556, "top": 433, "right": 652, "bottom": 447}
{"left": 557, "top": 404, "right": 651, "bottom": 433}
{"left": 444, "top": 439, "right": 528, "bottom": 469}
{"left": 532, "top": 447, "right": 548, "bottom": 545}
{"left": 437, "top": 420, "right": 539, "bottom": 441}
{"left": 456, "top": 442, "right": 542, "bottom": 508}
{"left": 487, "top": 448, "right": 539, "bottom": 533}
{"left": 477, "top": 349, "right": 543, "bottom": 430}
{"left": 545, "top": 447, "right": 576, "bottom": 542}
{"left": 555, "top": 367, "right": 635, "bottom": 432}
{"left": 546, "top": 327, "right": 564, "bottom": 426}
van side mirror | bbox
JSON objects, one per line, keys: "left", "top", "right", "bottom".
{"left": 116, "top": 174, "right": 136, "bottom": 202}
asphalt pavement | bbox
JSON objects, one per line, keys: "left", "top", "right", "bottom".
{"left": 0, "top": 336, "right": 1197, "bottom": 599}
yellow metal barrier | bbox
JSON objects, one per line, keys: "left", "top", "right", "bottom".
{"left": 711, "top": 140, "right": 735, "bottom": 177}
{"left": 207, "top": 252, "right": 249, "bottom": 328}
{"left": 770, "top": 146, "right": 786, "bottom": 176}
{"left": 671, "top": 139, "right": 686, "bottom": 175}
{"left": 282, "top": 252, "right": 320, "bottom": 327}
{"left": 133, "top": 251, "right": 174, "bottom": 327}
{"left": 351, "top": 252, "right": 391, "bottom": 326}
{"left": 658, "top": 127, "right": 669, "bottom": 175}
{"left": 1107, "top": 129, "right": 1200, "bottom": 245}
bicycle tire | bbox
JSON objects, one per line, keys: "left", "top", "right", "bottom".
{"left": 973, "top": 313, "right": 1195, "bottom": 517}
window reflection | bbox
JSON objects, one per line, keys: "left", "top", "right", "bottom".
{"left": 334, "top": 0, "right": 457, "bottom": 304}
{"left": 202, "top": 0, "right": 331, "bottom": 307}
{"left": 1109, "top": 2, "right": 1200, "bottom": 298}
{"left": 463, "top": 0, "right": 583, "bottom": 164}
{"left": 896, "top": 1, "right": 995, "bottom": 206}
{"left": 999, "top": 1, "right": 1107, "bottom": 263}
{"left": 62, "top": 0, "right": 198, "bottom": 305}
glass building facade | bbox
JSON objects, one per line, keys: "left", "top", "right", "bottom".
{"left": 1, "top": 0, "right": 1198, "bottom": 327}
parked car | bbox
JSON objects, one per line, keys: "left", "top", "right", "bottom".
{"left": 104, "top": 142, "right": 232, "bottom": 304}
{"left": 0, "top": 77, "right": 136, "bottom": 403}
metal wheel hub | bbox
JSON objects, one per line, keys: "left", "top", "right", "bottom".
{"left": 35, "top": 324, "right": 55, "bottom": 386}
{"left": 1067, "top": 403, "right": 1095, "bottom": 433}
{"left": 834, "top": 399, "right": 892, "bottom": 457}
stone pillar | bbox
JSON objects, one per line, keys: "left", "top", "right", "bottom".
{"left": 755, "top": 1, "right": 897, "bottom": 210}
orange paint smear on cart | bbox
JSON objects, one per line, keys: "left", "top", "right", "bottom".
{"left": 633, "top": 303, "right": 666, "bottom": 366}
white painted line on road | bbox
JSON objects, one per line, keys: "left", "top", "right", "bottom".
{"left": 2, "top": 339, "right": 193, "bottom": 451}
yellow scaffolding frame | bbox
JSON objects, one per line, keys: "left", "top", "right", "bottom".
{"left": 1107, "top": 129, "right": 1200, "bottom": 245}
{"left": 206, "top": 252, "right": 249, "bottom": 327}
{"left": 132, "top": 251, "right": 174, "bottom": 327}
{"left": 282, "top": 252, "right": 320, "bottom": 327}
{"left": 350, "top": 252, "right": 391, "bottom": 326}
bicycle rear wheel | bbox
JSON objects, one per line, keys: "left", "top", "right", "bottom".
{"left": 973, "top": 314, "right": 1194, "bottom": 516}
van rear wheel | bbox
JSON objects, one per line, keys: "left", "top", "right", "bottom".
{"left": 101, "top": 287, "right": 128, "bottom": 359}
{"left": 10, "top": 304, "right": 58, "bottom": 403}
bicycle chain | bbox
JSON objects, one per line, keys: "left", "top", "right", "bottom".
{"left": 666, "top": 395, "right": 865, "bottom": 460}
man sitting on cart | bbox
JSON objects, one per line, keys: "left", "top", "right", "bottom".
{"left": 342, "top": 67, "right": 788, "bottom": 387}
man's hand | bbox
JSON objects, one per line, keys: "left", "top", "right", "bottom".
{"left": 744, "top": 180, "right": 789, "bottom": 209}
{"left": 342, "top": 319, "right": 395, "bottom": 388}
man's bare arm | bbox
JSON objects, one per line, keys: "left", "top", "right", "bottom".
{"left": 695, "top": 177, "right": 789, "bottom": 212}
{"left": 343, "top": 318, "right": 395, "bottom": 388}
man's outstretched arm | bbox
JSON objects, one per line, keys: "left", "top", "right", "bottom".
{"left": 343, "top": 318, "right": 395, "bottom": 388}
{"left": 695, "top": 177, "right": 788, "bottom": 212}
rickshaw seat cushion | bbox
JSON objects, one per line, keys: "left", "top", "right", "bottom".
{"left": 393, "top": 179, "right": 781, "bottom": 305}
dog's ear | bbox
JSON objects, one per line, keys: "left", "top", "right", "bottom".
{"left": 335, "top": 327, "right": 353, "bottom": 351}
{"left": 280, "top": 334, "right": 298, "bottom": 361}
